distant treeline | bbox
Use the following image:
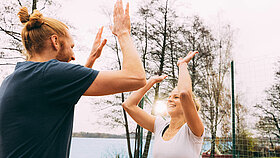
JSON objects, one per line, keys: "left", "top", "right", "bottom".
{"left": 72, "top": 132, "right": 136, "bottom": 139}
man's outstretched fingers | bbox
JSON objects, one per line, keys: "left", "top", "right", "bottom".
{"left": 97, "top": 39, "right": 107, "bottom": 53}
{"left": 125, "top": 3, "right": 129, "bottom": 16}
{"left": 96, "top": 26, "right": 104, "bottom": 39}
{"left": 100, "top": 39, "right": 107, "bottom": 48}
{"left": 94, "top": 32, "right": 101, "bottom": 44}
{"left": 120, "top": 0, "right": 124, "bottom": 12}
{"left": 92, "top": 26, "right": 105, "bottom": 51}
{"left": 116, "top": 0, "right": 124, "bottom": 15}
{"left": 114, "top": 1, "right": 117, "bottom": 16}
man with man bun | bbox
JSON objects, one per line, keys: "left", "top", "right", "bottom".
{"left": 0, "top": 0, "right": 146, "bottom": 157}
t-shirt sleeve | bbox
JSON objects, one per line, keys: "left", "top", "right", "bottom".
{"left": 185, "top": 123, "right": 205, "bottom": 144}
{"left": 43, "top": 60, "right": 99, "bottom": 105}
{"left": 153, "top": 117, "right": 167, "bottom": 135}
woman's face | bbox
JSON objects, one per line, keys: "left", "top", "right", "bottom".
{"left": 167, "top": 88, "right": 184, "bottom": 116}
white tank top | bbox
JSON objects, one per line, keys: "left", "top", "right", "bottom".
{"left": 152, "top": 117, "right": 204, "bottom": 158}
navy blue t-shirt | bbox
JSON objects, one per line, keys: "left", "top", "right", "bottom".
{"left": 0, "top": 59, "right": 99, "bottom": 158}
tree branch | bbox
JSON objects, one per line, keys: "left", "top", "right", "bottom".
{"left": 261, "top": 108, "right": 280, "bottom": 135}
{"left": 0, "top": 63, "right": 16, "bottom": 65}
{"left": 1, "top": 56, "right": 23, "bottom": 59}
{"left": 0, "top": 47, "right": 22, "bottom": 53}
{"left": 0, "top": 26, "right": 21, "bottom": 42}
{"left": 40, "top": 0, "right": 49, "bottom": 11}
{"left": 17, "top": 0, "right": 22, "bottom": 7}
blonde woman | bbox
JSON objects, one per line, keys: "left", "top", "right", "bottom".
{"left": 122, "top": 51, "right": 204, "bottom": 158}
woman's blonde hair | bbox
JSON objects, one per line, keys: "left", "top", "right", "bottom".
{"left": 17, "top": 7, "right": 68, "bottom": 58}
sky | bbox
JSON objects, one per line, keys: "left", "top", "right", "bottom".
{"left": 1, "top": 0, "right": 279, "bottom": 135}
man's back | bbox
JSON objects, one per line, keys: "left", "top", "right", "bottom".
{"left": 0, "top": 59, "right": 98, "bottom": 158}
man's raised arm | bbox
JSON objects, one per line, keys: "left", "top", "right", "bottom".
{"left": 84, "top": 0, "right": 146, "bottom": 96}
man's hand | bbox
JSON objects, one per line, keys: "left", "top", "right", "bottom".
{"left": 110, "top": 0, "right": 131, "bottom": 37}
{"left": 85, "top": 26, "right": 107, "bottom": 68}
{"left": 177, "top": 51, "right": 198, "bottom": 66}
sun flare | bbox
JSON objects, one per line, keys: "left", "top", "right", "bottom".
{"left": 154, "top": 100, "right": 167, "bottom": 116}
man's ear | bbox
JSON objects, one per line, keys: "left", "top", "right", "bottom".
{"left": 50, "top": 35, "right": 60, "bottom": 51}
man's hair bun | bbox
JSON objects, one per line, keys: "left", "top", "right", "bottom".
{"left": 18, "top": 8, "right": 44, "bottom": 30}
{"left": 18, "top": 7, "right": 30, "bottom": 24}
{"left": 18, "top": 6, "right": 68, "bottom": 56}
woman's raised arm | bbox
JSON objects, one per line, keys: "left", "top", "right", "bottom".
{"left": 177, "top": 51, "right": 204, "bottom": 137}
{"left": 122, "top": 75, "right": 167, "bottom": 132}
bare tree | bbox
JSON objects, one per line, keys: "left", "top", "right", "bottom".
{"left": 198, "top": 24, "right": 234, "bottom": 157}
{"left": 0, "top": 0, "right": 62, "bottom": 61}
{"left": 255, "top": 61, "right": 280, "bottom": 140}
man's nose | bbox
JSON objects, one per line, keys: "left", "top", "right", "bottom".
{"left": 71, "top": 56, "right": 75, "bottom": 61}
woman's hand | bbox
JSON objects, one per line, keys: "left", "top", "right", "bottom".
{"left": 149, "top": 75, "right": 167, "bottom": 83}
{"left": 110, "top": 0, "right": 131, "bottom": 37}
{"left": 85, "top": 26, "right": 107, "bottom": 68}
{"left": 177, "top": 51, "right": 198, "bottom": 66}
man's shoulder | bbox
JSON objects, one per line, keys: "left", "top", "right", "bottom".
{"left": 44, "top": 59, "right": 76, "bottom": 68}
{"left": 43, "top": 59, "right": 97, "bottom": 80}
{"left": 44, "top": 59, "right": 88, "bottom": 73}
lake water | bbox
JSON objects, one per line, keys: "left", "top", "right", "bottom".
{"left": 70, "top": 137, "right": 154, "bottom": 158}
{"left": 70, "top": 137, "right": 210, "bottom": 158}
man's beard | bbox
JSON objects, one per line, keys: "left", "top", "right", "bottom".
{"left": 55, "top": 48, "right": 70, "bottom": 62}
{"left": 55, "top": 41, "right": 72, "bottom": 62}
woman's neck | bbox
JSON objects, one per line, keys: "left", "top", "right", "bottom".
{"left": 169, "top": 115, "right": 186, "bottom": 130}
